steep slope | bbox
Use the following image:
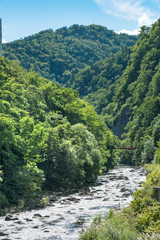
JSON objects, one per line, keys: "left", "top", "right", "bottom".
{"left": 3, "top": 24, "right": 137, "bottom": 85}
{"left": 67, "top": 20, "right": 160, "bottom": 164}
{"left": 105, "top": 20, "right": 160, "bottom": 163}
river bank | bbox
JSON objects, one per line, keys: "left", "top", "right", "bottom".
{"left": 0, "top": 166, "right": 146, "bottom": 240}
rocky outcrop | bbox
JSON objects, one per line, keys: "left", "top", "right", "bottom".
{"left": 112, "top": 104, "right": 130, "bottom": 138}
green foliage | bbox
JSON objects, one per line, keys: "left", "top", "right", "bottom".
{"left": 40, "top": 122, "right": 102, "bottom": 190}
{"left": 79, "top": 212, "right": 139, "bottom": 240}
{"left": 67, "top": 19, "right": 160, "bottom": 166}
{"left": 130, "top": 165, "right": 160, "bottom": 234}
{"left": 72, "top": 46, "right": 132, "bottom": 98}
{"left": 141, "top": 138, "right": 156, "bottom": 164}
{"left": 3, "top": 25, "right": 137, "bottom": 85}
{"left": 152, "top": 121, "right": 160, "bottom": 147}
{"left": 135, "top": 203, "right": 160, "bottom": 233}
{"left": 0, "top": 56, "right": 115, "bottom": 209}
{"left": 112, "top": 20, "right": 160, "bottom": 163}
{"left": 154, "top": 141, "right": 160, "bottom": 163}
{"left": 0, "top": 192, "right": 9, "bottom": 208}
{"left": 73, "top": 19, "right": 160, "bottom": 164}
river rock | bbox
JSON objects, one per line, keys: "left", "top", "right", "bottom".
{"left": 33, "top": 226, "right": 39, "bottom": 228}
{"left": 78, "top": 187, "right": 91, "bottom": 196}
{"left": 129, "top": 169, "right": 135, "bottom": 172}
{"left": 49, "top": 195, "right": 58, "bottom": 202}
{"left": 120, "top": 187, "right": 132, "bottom": 193}
{"left": 66, "top": 196, "right": 80, "bottom": 203}
{"left": 100, "top": 179, "right": 109, "bottom": 183}
{"left": 15, "top": 220, "right": 24, "bottom": 224}
{"left": 25, "top": 218, "right": 33, "bottom": 221}
{"left": 94, "top": 182, "right": 103, "bottom": 186}
{"left": 109, "top": 175, "right": 129, "bottom": 181}
{"left": 122, "top": 192, "right": 131, "bottom": 197}
{"left": 0, "top": 231, "right": 8, "bottom": 236}
{"left": 75, "top": 217, "right": 85, "bottom": 227}
{"left": 32, "top": 213, "right": 42, "bottom": 218}
{"left": 85, "top": 197, "right": 93, "bottom": 200}
{"left": 59, "top": 199, "right": 70, "bottom": 204}
{"left": 116, "top": 183, "right": 120, "bottom": 189}
{"left": 139, "top": 181, "right": 144, "bottom": 185}
{"left": 5, "top": 214, "right": 18, "bottom": 221}
{"left": 48, "top": 217, "right": 65, "bottom": 225}
{"left": 103, "top": 197, "right": 110, "bottom": 201}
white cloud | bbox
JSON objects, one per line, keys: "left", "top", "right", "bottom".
{"left": 138, "top": 12, "right": 157, "bottom": 26}
{"left": 2, "top": 39, "right": 7, "bottom": 43}
{"left": 93, "top": 0, "right": 158, "bottom": 27}
{"left": 117, "top": 28, "right": 140, "bottom": 35}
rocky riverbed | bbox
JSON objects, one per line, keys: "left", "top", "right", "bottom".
{"left": 0, "top": 166, "right": 146, "bottom": 240}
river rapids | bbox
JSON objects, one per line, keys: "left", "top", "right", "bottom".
{"left": 0, "top": 166, "right": 146, "bottom": 240}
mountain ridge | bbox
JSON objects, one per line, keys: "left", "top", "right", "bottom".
{"left": 3, "top": 24, "right": 138, "bottom": 85}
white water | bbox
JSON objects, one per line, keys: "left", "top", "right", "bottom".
{"left": 0, "top": 166, "right": 146, "bottom": 240}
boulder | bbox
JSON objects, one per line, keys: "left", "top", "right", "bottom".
{"left": 120, "top": 187, "right": 132, "bottom": 193}
{"left": 103, "top": 197, "right": 110, "bottom": 201}
{"left": 66, "top": 197, "right": 80, "bottom": 203}
{"left": 32, "top": 213, "right": 42, "bottom": 218}
{"left": 48, "top": 217, "right": 64, "bottom": 225}
{"left": 25, "top": 218, "right": 33, "bottom": 222}
{"left": 109, "top": 175, "right": 129, "bottom": 181}
{"left": 0, "top": 231, "right": 8, "bottom": 236}
{"left": 5, "top": 214, "right": 18, "bottom": 221}
{"left": 122, "top": 192, "right": 131, "bottom": 197}
{"left": 15, "top": 220, "right": 24, "bottom": 225}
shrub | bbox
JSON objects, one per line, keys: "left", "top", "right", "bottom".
{"left": 79, "top": 213, "right": 139, "bottom": 240}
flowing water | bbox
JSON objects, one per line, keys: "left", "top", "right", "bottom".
{"left": 0, "top": 166, "right": 146, "bottom": 240}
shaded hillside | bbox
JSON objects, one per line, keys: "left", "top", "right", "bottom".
{"left": 3, "top": 24, "right": 137, "bottom": 85}
{"left": 70, "top": 46, "right": 132, "bottom": 114}
{"left": 68, "top": 20, "right": 160, "bottom": 164}
{"left": 103, "top": 20, "right": 160, "bottom": 163}
{"left": 0, "top": 56, "right": 115, "bottom": 209}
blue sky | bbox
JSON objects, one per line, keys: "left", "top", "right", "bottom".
{"left": 1, "top": 0, "right": 160, "bottom": 42}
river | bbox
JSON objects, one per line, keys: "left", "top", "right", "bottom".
{"left": 0, "top": 166, "right": 146, "bottom": 240}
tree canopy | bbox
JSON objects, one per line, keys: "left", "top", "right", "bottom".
{"left": 3, "top": 24, "right": 137, "bottom": 85}
{"left": 0, "top": 56, "right": 115, "bottom": 209}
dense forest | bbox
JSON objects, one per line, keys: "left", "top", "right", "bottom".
{"left": 3, "top": 22, "right": 160, "bottom": 166}
{"left": 63, "top": 21, "right": 160, "bottom": 166}
{"left": 98, "top": 20, "right": 160, "bottom": 165}
{"left": 0, "top": 56, "right": 115, "bottom": 210}
{"left": 3, "top": 24, "right": 137, "bottom": 85}
{"left": 1, "top": 20, "right": 160, "bottom": 238}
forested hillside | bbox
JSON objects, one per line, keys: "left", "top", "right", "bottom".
{"left": 3, "top": 24, "right": 137, "bottom": 85}
{"left": 0, "top": 56, "right": 115, "bottom": 209}
{"left": 104, "top": 20, "right": 160, "bottom": 164}
{"left": 68, "top": 20, "right": 160, "bottom": 165}
{"left": 3, "top": 21, "right": 160, "bottom": 166}
{"left": 71, "top": 46, "right": 132, "bottom": 114}
{"left": 77, "top": 21, "right": 160, "bottom": 239}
